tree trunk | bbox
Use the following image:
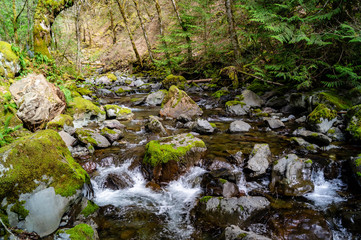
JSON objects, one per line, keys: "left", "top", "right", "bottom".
{"left": 225, "top": 0, "right": 240, "bottom": 59}
{"left": 75, "top": 0, "right": 81, "bottom": 71}
{"left": 153, "top": 0, "right": 170, "bottom": 62}
{"left": 133, "top": 0, "right": 153, "bottom": 62}
{"left": 170, "top": 0, "right": 192, "bottom": 62}
{"left": 33, "top": 0, "right": 74, "bottom": 57}
{"left": 109, "top": 8, "right": 116, "bottom": 44}
{"left": 114, "top": 0, "right": 142, "bottom": 66}
{"left": 27, "top": 0, "right": 32, "bottom": 47}
{"left": 13, "top": 0, "right": 18, "bottom": 44}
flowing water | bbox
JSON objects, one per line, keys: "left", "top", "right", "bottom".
{"left": 76, "top": 87, "right": 361, "bottom": 239}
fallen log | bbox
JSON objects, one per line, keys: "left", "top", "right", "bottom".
{"left": 187, "top": 78, "right": 213, "bottom": 83}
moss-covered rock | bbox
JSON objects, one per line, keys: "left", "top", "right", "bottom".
{"left": 103, "top": 105, "right": 134, "bottom": 121}
{"left": 162, "top": 74, "right": 187, "bottom": 90}
{"left": 80, "top": 200, "right": 99, "bottom": 218}
{"left": 107, "top": 73, "right": 117, "bottom": 82}
{"left": 143, "top": 133, "right": 206, "bottom": 183}
{"left": 160, "top": 85, "right": 203, "bottom": 119}
{"left": 46, "top": 114, "right": 73, "bottom": 131}
{"left": 0, "top": 130, "right": 89, "bottom": 237}
{"left": 56, "top": 223, "right": 96, "bottom": 240}
{"left": 76, "top": 87, "right": 93, "bottom": 96}
{"left": 211, "top": 89, "right": 229, "bottom": 99}
{"left": 308, "top": 104, "right": 337, "bottom": 133}
{"left": 225, "top": 100, "right": 249, "bottom": 116}
{"left": 0, "top": 41, "right": 20, "bottom": 79}
{"left": 346, "top": 105, "right": 361, "bottom": 141}
{"left": 67, "top": 97, "right": 105, "bottom": 126}
{"left": 75, "top": 128, "right": 111, "bottom": 148}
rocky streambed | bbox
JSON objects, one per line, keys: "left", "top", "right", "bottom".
{"left": 1, "top": 72, "right": 361, "bottom": 239}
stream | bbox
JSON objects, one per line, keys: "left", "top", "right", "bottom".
{"left": 75, "top": 77, "right": 361, "bottom": 240}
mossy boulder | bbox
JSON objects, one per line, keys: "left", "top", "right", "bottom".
{"left": 75, "top": 128, "right": 111, "bottom": 148}
{"left": 100, "top": 127, "right": 123, "bottom": 143}
{"left": 311, "top": 91, "right": 351, "bottom": 111}
{"left": 46, "top": 114, "right": 73, "bottom": 131}
{"left": 162, "top": 74, "right": 187, "bottom": 90}
{"left": 0, "top": 129, "right": 89, "bottom": 237}
{"left": 0, "top": 41, "right": 20, "bottom": 79}
{"left": 103, "top": 105, "right": 134, "bottom": 121}
{"left": 67, "top": 97, "right": 106, "bottom": 127}
{"left": 346, "top": 105, "right": 361, "bottom": 141}
{"left": 145, "top": 90, "right": 168, "bottom": 106}
{"left": 308, "top": 104, "right": 337, "bottom": 133}
{"left": 143, "top": 133, "right": 206, "bottom": 183}
{"left": 225, "top": 100, "right": 249, "bottom": 116}
{"left": 160, "top": 85, "right": 203, "bottom": 120}
{"left": 80, "top": 200, "right": 99, "bottom": 218}
{"left": 55, "top": 223, "right": 97, "bottom": 240}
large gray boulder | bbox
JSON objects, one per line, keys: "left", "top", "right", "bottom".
{"left": 0, "top": 41, "right": 20, "bottom": 79}
{"left": 9, "top": 74, "right": 66, "bottom": 130}
{"left": 160, "top": 85, "right": 203, "bottom": 119}
{"left": 246, "top": 144, "right": 272, "bottom": 176}
{"left": 226, "top": 101, "right": 250, "bottom": 116}
{"left": 265, "top": 118, "right": 285, "bottom": 129}
{"left": 145, "top": 90, "right": 167, "bottom": 106}
{"left": 242, "top": 90, "right": 264, "bottom": 107}
{"left": 229, "top": 120, "right": 251, "bottom": 132}
{"left": 269, "top": 154, "right": 314, "bottom": 196}
{"left": 0, "top": 130, "right": 89, "bottom": 237}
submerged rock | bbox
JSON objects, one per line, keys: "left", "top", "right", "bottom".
{"left": 145, "top": 90, "right": 167, "bottom": 106}
{"left": 225, "top": 225, "right": 271, "bottom": 240}
{"left": 270, "top": 154, "right": 314, "bottom": 196}
{"left": 246, "top": 144, "right": 272, "bottom": 177}
{"left": 104, "top": 105, "right": 134, "bottom": 121}
{"left": 160, "top": 85, "right": 203, "bottom": 119}
{"left": 194, "top": 196, "right": 270, "bottom": 228}
{"left": 268, "top": 209, "right": 332, "bottom": 240}
{"left": 143, "top": 133, "right": 206, "bottom": 183}
{"left": 0, "top": 130, "right": 89, "bottom": 237}
{"left": 290, "top": 137, "right": 319, "bottom": 153}
{"left": 229, "top": 120, "right": 251, "bottom": 133}
{"left": 10, "top": 73, "right": 66, "bottom": 130}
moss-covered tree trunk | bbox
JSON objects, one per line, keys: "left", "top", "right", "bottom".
{"left": 33, "top": 0, "right": 74, "bottom": 57}
{"left": 225, "top": 0, "right": 240, "bottom": 60}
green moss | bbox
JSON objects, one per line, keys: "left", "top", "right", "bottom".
{"left": 10, "top": 201, "right": 29, "bottom": 219}
{"left": 47, "top": 114, "right": 73, "bottom": 130}
{"left": 211, "top": 90, "right": 229, "bottom": 98}
{"left": 104, "top": 105, "right": 131, "bottom": 114}
{"left": 237, "top": 233, "right": 248, "bottom": 239}
{"left": 305, "top": 159, "right": 313, "bottom": 164}
{"left": 0, "top": 130, "right": 89, "bottom": 202}
{"left": 81, "top": 200, "right": 99, "bottom": 218}
{"left": 0, "top": 42, "right": 18, "bottom": 62}
{"left": 107, "top": 73, "right": 117, "bottom": 82}
{"left": 210, "top": 123, "right": 216, "bottom": 128}
{"left": 101, "top": 127, "right": 117, "bottom": 135}
{"left": 219, "top": 178, "right": 227, "bottom": 184}
{"left": 200, "top": 196, "right": 213, "bottom": 203}
{"left": 143, "top": 134, "right": 206, "bottom": 167}
{"left": 76, "top": 87, "right": 93, "bottom": 96}
{"left": 319, "top": 91, "right": 351, "bottom": 111}
{"left": 71, "top": 91, "right": 81, "bottom": 98}
{"left": 308, "top": 104, "right": 337, "bottom": 124}
{"left": 64, "top": 224, "right": 94, "bottom": 240}
{"left": 67, "top": 97, "right": 105, "bottom": 116}
{"left": 116, "top": 88, "right": 125, "bottom": 94}
{"left": 161, "top": 85, "right": 195, "bottom": 108}
{"left": 162, "top": 74, "right": 187, "bottom": 89}
{"left": 75, "top": 129, "right": 97, "bottom": 146}
{"left": 225, "top": 100, "right": 245, "bottom": 107}
{"left": 327, "top": 128, "right": 336, "bottom": 134}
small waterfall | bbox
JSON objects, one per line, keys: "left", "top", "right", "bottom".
{"left": 91, "top": 159, "right": 206, "bottom": 239}
{"left": 305, "top": 169, "right": 346, "bottom": 207}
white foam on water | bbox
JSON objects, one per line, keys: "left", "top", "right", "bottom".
{"left": 92, "top": 160, "right": 206, "bottom": 239}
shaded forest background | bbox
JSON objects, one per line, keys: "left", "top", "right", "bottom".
{"left": 1, "top": 0, "right": 361, "bottom": 91}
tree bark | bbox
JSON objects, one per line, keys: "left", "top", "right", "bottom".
{"left": 114, "top": 0, "right": 142, "bottom": 66}
{"left": 225, "top": 0, "right": 240, "bottom": 59}
{"left": 27, "top": 0, "right": 32, "bottom": 47}
{"left": 33, "top": 0, "right": 74, "bottom": 57}
{"left": 75, "top": 0, "right": 81, "bottom": 71}
{"left": 13, "top": 0, "right": 18, "bottom": 44}
{"left": 170, "top": 0, "right": 192, "bottom": 62}
{"left": 153, "top": 0, "right": 170, "bottom": 62}
{"left": 109, "top": 8, "right": 116, "bottom": 44}
{"left": 133, "top": 0, "right": 153, "bottom": 62}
